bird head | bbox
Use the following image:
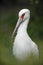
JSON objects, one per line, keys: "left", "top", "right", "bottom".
{"left": 11, "top": 9, "right": 30, "bottom": 38}
{"left": 19, "top": 9, "right": 30, "bottom": 21}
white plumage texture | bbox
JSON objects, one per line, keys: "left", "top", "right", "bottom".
{"left": 12, "top": 9, "right": 39, "bottom": 60}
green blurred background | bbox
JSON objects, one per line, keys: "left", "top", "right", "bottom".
{"left": 0, "top": 0, "right": 43, "bottom": 65}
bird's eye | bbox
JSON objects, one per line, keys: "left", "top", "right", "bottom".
{"left": 22, "top": 13, "right": 25, "bottom": 17}
{"left": 21, "top": 13, "right": 25, "bottom": 19}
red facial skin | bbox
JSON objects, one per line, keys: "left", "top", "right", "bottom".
{"left": 21, "top": 13, "right": 25, "bottom": 19}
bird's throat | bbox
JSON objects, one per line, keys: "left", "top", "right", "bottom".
{"left": 17, "top": 19, "right": 29, "bottom": 34}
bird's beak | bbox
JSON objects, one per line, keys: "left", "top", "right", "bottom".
{"left": 11, "top": 18, "right": 23, "bottom": 38}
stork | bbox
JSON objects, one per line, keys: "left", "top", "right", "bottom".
{"left": 11, "top": 9, "right": 39, "bottom": 60}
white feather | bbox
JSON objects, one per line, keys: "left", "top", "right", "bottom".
{"left": 12, "top": 9, "right": 39, "bottom": 60}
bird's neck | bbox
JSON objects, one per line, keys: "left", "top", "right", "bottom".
{"left": 17, "top": 19, "right": 29, "bottom": 33}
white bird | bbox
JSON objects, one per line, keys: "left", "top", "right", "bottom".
{"left": 12, "top": 9, "right": 39, "bottom": 60}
